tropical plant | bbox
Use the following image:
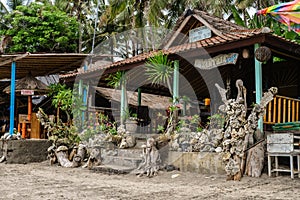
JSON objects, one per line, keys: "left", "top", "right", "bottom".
{"left": 106, "top": 71, "right": 125, "bottom": 88}
{"left": 106, "top": 70, "right": 129, "bottom": 124}
{"left": 145, "top": 51, "right": 174, "bottom": 93}
{"left": 80, "top": 112, "right": 117, "bottom": 142}
{"left": 36, "top": 108, "right": 81, "bottom": 148}
{"left": 0, "top": 2, "right": 79, "bottom": 53}
{"left": 51, "top": 85, "right": 72, "bottom": 122}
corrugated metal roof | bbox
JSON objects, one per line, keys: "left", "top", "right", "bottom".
{"left": 0, "top": 53, "right": 88, "bottom": 79}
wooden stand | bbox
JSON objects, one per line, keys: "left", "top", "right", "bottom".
{"left": 18, "top": 112, "right": 42, "bottom": 139}
{"left": 268, "top": 153, "right": 300, "bottom": 179}
{"left": 267, "top": 132, "right": 300, "bottom": 179}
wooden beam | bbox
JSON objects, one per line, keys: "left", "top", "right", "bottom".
{"left": 0, "top": 52, "right": 30, "bottom": 67}
{"left": 164, "top": 15, "right": 192, "bottom": 49}
{"left": 192, "top": 14, "right": 223, "bottom": 36}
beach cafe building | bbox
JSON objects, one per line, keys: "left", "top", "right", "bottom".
{"left": 62, "top": 9, "right": 300, "bottom": 134}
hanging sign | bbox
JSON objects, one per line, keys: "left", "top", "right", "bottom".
{"left": 189, "top": 26, "right": 212, "bottom": 43}
{"left": 21, "top": 90, "right": 34, "bottom": 95}
{"left": 194, "top": 53, "right": 239, "bottom": 70}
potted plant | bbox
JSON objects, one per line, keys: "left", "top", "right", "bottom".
{"left": 125, "top": 112, "right": 138, "bottom": 133}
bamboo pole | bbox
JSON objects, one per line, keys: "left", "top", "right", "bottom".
{"left": 268, "top": 100, "right": 272, "bottom": 123}
{"left": 296, "top": 102, "right": 299, "bottom": 121}
{"left": 278, "top": 97, "right": 282, "bottom": 123}
{"left": 283, "top": 99, "right": 286, "bottom": 123}
{"left": 288, "top": 100, "right": 291, "bottom": 122}
{"left": 273, "top": 97, "right": 277, "bottom": 123}
{"left": 292, "top": 100, "right": 295, "bottom": 122}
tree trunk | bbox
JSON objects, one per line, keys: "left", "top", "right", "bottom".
{"left": 83, "top": 147, "right": 101, "bottom": 169}
{"left": 72, "top": 144, "right": 87, "bottom": 167}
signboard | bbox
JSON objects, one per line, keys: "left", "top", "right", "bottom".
{"left": 194, "top": 53, "right": 239, "bottom": 70}
{"left": 189, "top": 26, "right": 212, "bottom": 43}
{"left": 21, "top": 90, "right": 34, "bottom": 95}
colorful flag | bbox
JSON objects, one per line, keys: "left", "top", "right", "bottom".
{"left": 257, "top": 0, "right": 300, "bottom": 33}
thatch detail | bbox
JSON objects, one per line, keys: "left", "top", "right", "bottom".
{"left": 94, "top": 87, "right": 171, "bottom": 110}
{"left": 3, "top": 73, "right": 49, "bottom": 95}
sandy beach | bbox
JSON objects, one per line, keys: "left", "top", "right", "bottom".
{"left": 0, "top": 162, "right": 300, "bottom": 200}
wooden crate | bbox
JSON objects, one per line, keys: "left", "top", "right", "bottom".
{"left": 30, "top": 112, "right": 41, "bottom": 139}
{"left": 267, "top": 132, "right": 300, "bottom": 179}
{"left": 267, "top": 133, "right": 294, "bottom": 153}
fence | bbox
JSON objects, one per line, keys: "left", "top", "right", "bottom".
{"left": 264, "top": 95, "right": 300, "bottom": 124}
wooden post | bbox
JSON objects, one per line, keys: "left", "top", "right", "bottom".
{"left": 82, "top": 83, "right": 88, "bottom": 122}
{"left": 28, "top": 95, "right": 32, "bottom": 121}
{"left": 138, "top": 88, "right": 142, "bottom": 107}
{"left": 292, "top": 100, "right": 295, "bottom": 122}
{"left": 120, "top": 73, "right": 127, "bottom": 125}
{"left": 9, "top": 61, "right": 16, "bottom": 136}
{"left": 288, "top": 100, "right": 291, "bottom": 122}
{"left": 173, "top": 60, "right": 179, "bottom": 104}
{"left": 296, "top": 101, "right": 299, "bottom": 121}
{"left": 268, "top": 101, "right": 272, "bottom": 122}
{"left": 22, "top": 121, "right": 26, "bottom": 139}
{"left": 273, "top": 97, "right": 277, "bottom": 123}
{"left": 255, "top": 44, "right": 263, "bottom": 132}
{"left": 278, "top": 97, "right": 282, "bottom": 123}
{"left": 283, "top": 99, "right": 286, "bottom": 123}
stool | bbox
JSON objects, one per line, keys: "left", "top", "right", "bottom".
{"left": 267, "top": 153, "right": 300, "bottom": 179}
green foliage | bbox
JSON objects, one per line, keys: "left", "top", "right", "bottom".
{"left": 106, "top": 71, "right": 125, "bottom": 88}
{"left": 145, "top": 51, "right": 173, "bottom": 86}
{"left": 207, "top": 113, "right": 225, "bottom": 129}
{"left": 36, "top": 108, "right": 81, "bottom": 148}
{"left": 80, "top": 112, "right": 117, "bottom": 142}
{"left": 176, "top": 115, "right": 201, "bottom": 132}
{"left": 0, "top": 2, "right": 79, "bottom": 53}
{"left": 52, "top": 89, "right": 72, "bottom": 113}
{"left": 48, "top": 83, "right": 67, "bottom": 97}
{"left": 230, "top": 5, "right": 245, "bottom": 27}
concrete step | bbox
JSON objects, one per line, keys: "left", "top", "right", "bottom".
{"left": 92, "top": 164, "right": 135, "bottom": 175}
{"left": 102, "top": 155, "right": 143, "bottom": 168}
{"left": 101, "top": 148, "right": 143, "bottom": 158}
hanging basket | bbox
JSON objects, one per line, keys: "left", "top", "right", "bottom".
{"left": 255, "top": 46, "right": 271, "bottom": 62}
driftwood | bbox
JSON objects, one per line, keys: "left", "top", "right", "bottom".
{"left": 216, "top": 80, "right": 277, "bottom": 181}
{"left": 83, "top": 147, "right": 102, "bottom": 169}
{"left": 55, "top": 146, "right": 73, "bottom": 168}
{"left": 48, "top": 144, "right": 89, "bottom": 168}
{"left": 47, "top": 145, "right": 57, "bottom": 165}
{"left": 0, "top": 140, "right": 8, "bottom": 163}
{"left": 245, "top": 142, "right": 265, "bottom": 177}
{"left": 119, "top": 135, "right": 136, "bottom": 149}
{"left": 72, "top": 144, "right": 87, "bottom": 167}
{"left": 137, "top": 138, "right": 161, "bottom": 177}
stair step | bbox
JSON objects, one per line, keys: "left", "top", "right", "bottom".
{"left": 102, "top": 155, "right": 143, "bottom": 168}
{"left": 92, "top": 164, "right": 135, "bottom": 174}
{"left": 101, "top": 148, "right": 143, "bottom": 158}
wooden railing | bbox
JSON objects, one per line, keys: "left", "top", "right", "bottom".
{"left": 264, "top": 95, "right": 300, "bottom": 124}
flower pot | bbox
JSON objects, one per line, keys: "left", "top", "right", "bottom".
{"left": 125, "top": 120, "right": 138, "bottom": 133}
